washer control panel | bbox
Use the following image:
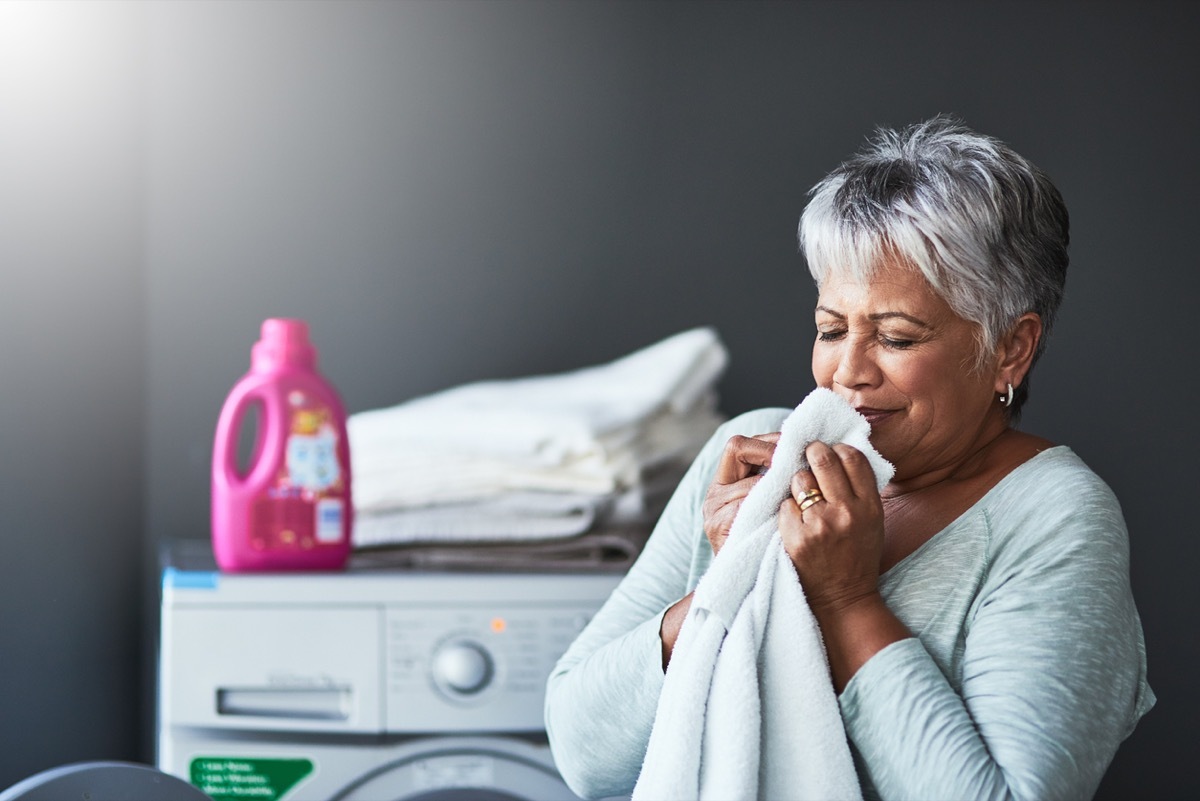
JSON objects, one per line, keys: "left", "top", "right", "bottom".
{"left": 386, "top": 604, "right": 596, "bottom": 732}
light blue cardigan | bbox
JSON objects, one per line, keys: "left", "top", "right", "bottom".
{"left": 545, "top": 407, "right": 1155, "bottom": 800}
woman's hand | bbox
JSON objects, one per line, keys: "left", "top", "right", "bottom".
{"left": 663, "top": 432, "right": 778, "bottom": 670}
{"left": 779, "top": 441, "right": 886, "bottom": 615}
{"left": 779, "top": 441, "right": 908, "bottom": 691}
{"left": 702, "top": 432, "right": 780, "bottom": 555}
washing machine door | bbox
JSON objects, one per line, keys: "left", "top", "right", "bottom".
{"left": 330, "top": 737, "right": 585, "bottom": 801}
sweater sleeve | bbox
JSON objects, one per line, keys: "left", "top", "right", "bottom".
{"left": 838, "top": 460, "right": 1154, "bottom": 801}
{"left": 544, "top": 408, "right": 789, "bottom": 799}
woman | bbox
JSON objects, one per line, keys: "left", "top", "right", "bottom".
{"left": 544, "top": 116, "right": 1154, "bottom": 800}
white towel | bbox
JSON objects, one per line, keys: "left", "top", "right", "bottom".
{"left": 633, "top": 388, "right": 893, "bottom": 801}
{"left": 351, "top": 404, "right": 724, "bottom": 512}
{"left": 353, "top": 460, "right": 689, "bottom": 548}
{"left": 353, "top": 490, "right": 606, "bottom": 546}
{"left": 348, "top": 327, "right": 728, "bottom": 470}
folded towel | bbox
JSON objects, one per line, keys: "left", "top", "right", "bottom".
{"left": 349, "top": 523, "right": 651, "bottom": 573}
{"left": 351, "top": 404, "right": 723, "bottom": 513}
{"left": 353, "top": 460, "right": 687, "bottom": 548}
{"left": 633, "top": 388, "right": 893, "bottom": 801}
{"left": 352, "top": 490, "right": 605, "bottom": 546}
{"left": 348, "top": 327, "right": 728, "bottom": 471}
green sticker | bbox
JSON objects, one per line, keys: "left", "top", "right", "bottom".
{"left": 190, "top": 757, "right": 313, "bottom": 800}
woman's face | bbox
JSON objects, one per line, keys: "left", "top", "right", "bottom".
{"left": 811, "top": 260, "right": 1002, "bottom": 483}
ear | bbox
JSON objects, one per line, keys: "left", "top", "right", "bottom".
{"left": 994, "top": 313, "right": 1043, "bottom": 394}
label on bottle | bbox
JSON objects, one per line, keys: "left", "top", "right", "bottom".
{"left": 284, "top": 391, "right": 342, "bottom": 493}
{"left": 315, "top": 497, "right": 344, "bottom": 543}
{"left": 250, "top": 390, "right": 347, "bottom": 552}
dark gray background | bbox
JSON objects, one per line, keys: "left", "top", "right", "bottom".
{"left": 1, "top": 1, "right": 1195, "bottom": 797}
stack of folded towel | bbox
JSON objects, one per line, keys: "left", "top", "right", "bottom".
{"left": 347, "top": 327, "right": 728, "bottom": 570}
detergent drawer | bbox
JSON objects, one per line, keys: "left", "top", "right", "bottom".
{"left": 161, "top": 605, "right": 383, "bottom": 733}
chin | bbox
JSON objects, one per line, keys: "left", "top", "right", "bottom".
{"left": 866, "top": 433, "right": 903, "bottom": 471}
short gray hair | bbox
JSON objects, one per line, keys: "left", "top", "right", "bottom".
{"left": 798, "top": 115, "right": 1069, "bottom": 417}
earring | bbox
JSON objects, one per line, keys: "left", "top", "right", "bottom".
{"left": 1000, "top": 382, "right": 1013, "bottom": 408}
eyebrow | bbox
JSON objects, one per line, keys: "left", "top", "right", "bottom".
{"left": 814, "top": 306, "right": 932, "bottom": 328}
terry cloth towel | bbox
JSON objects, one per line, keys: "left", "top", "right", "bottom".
{"left": 349, "top": 327, "right": 726, "bottom": 463}
{"left": 349, "top": 523, "right": 651, "bottom": 574}
{"left": 350, "top": 403, "right": 722, "bottom": 513}
{"left": 353, "top": 490, "right": 608, "bottom": 546}
{"left": 633, "top": 387, "right": 894, "bottom": 801}
{"left": 347, "top": 328, "right": 727, "bottom": 512}
{"left": 353, "top": 459, "right": 687, "bottom": 548}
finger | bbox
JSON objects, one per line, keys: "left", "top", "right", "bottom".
{"left": 704, "top": 477, "right": 765, "bottom": 554}
{"left": 713, "top": 434, "right": 778, "bottom": 484}
{"left": 804, "top": 440, "right": 853, "bottom": 502}
{"left": 777, "top": 497, "right": 809, "bottom": 557}
{"left": 790, "top": 474, "right": 830, "bottom": 518}
{"left": 706, "top": 517, "right": 733, "bottom": 554}
{"left": 832, "top": 443, "right": 879, "bottom": 499}
{"left": 789, "top": 470, "right": 817, "bottom": 503}
{"left": 703, "top": 473, "right": 763, "bottom": 516}
{"left": 749, "top": 433, "right": 781, "bottom": 475}
{"left": 703, "top": 473, "right": 764, "bottom": 521}
{"left": 778, "top": 495, "right": 803, "bottom": 531}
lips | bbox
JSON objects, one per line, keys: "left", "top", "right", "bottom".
{"left": 855, "top": 407, "right": 897, "bottom": 427}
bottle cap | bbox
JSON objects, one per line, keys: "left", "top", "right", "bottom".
{"left": 251, "top": 318, "right": 317, "bottom": 369}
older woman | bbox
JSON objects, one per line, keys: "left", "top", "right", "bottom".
{"left": 544, "top": 117, "right": 1154, "bottom": 800}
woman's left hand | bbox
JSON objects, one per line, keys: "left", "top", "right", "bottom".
{"left": 779, "top": 440, "right": 886, "bottom": 615}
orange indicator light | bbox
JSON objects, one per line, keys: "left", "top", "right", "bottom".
{"left": 490, "top": 617, "right": 507, "bottom": 633}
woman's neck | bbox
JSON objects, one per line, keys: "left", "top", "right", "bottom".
{"left": 876, "top": 423, "right": 1054, "bottom": 574}
{"left": 880, "top": 415, "right": 1019, "bottom": 500}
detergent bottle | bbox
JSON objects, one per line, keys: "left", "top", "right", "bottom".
{"left": 212, "top": 318, "right": 353, "bottom": 571}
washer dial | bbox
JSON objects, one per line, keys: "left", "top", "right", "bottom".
{"left": 431, "top": 639, "right": 494, "bottom": 696}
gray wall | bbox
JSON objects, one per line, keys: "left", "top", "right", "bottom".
{"left": 2, "top": 1, "right": 1197, "bottom": 797}
{"left": 0, "top": 0, "right": 145, "bottom": 779}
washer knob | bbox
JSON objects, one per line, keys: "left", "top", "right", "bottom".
{"left": 432, "top": 640, "right": 493, "bottom": 695}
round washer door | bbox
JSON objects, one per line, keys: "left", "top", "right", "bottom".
{"left": 331, "top": 737, "right": 580, "bottom": 801}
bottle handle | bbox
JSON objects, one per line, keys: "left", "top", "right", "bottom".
{"left": 214, "top": 382, "right": 285, "bottom": 489}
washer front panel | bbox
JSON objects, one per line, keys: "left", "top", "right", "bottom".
{"left": 158, "top": 568, "right": 626, "bottom": 799}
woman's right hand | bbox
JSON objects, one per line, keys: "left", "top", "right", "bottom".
{"left": 701, "top": 432, "right": 779, "bottom": 555}
{"left": 663, "top": 431, "right": 780, "bottom": 670}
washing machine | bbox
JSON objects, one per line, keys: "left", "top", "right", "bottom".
{"left": 157, "top": 558, "right": 626, "bottom": 801}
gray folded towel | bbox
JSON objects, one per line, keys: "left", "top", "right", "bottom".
{"left": 349, "top": 523, "right": 651, "bottom": 573}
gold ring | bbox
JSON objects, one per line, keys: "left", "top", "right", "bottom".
{"left": 797, "top": 488, "right": 824, "bottom": 512}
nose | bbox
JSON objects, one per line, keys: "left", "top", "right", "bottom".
{"left": 832, "top": 335, "right": 881, "bottom": 390}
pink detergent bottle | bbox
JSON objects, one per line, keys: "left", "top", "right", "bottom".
{"left": 212, "top": 318, "right": 353, "bottom": 571}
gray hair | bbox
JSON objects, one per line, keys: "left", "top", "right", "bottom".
{"left": 798, "top": 115, "right": 1069, "bottom": 418}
